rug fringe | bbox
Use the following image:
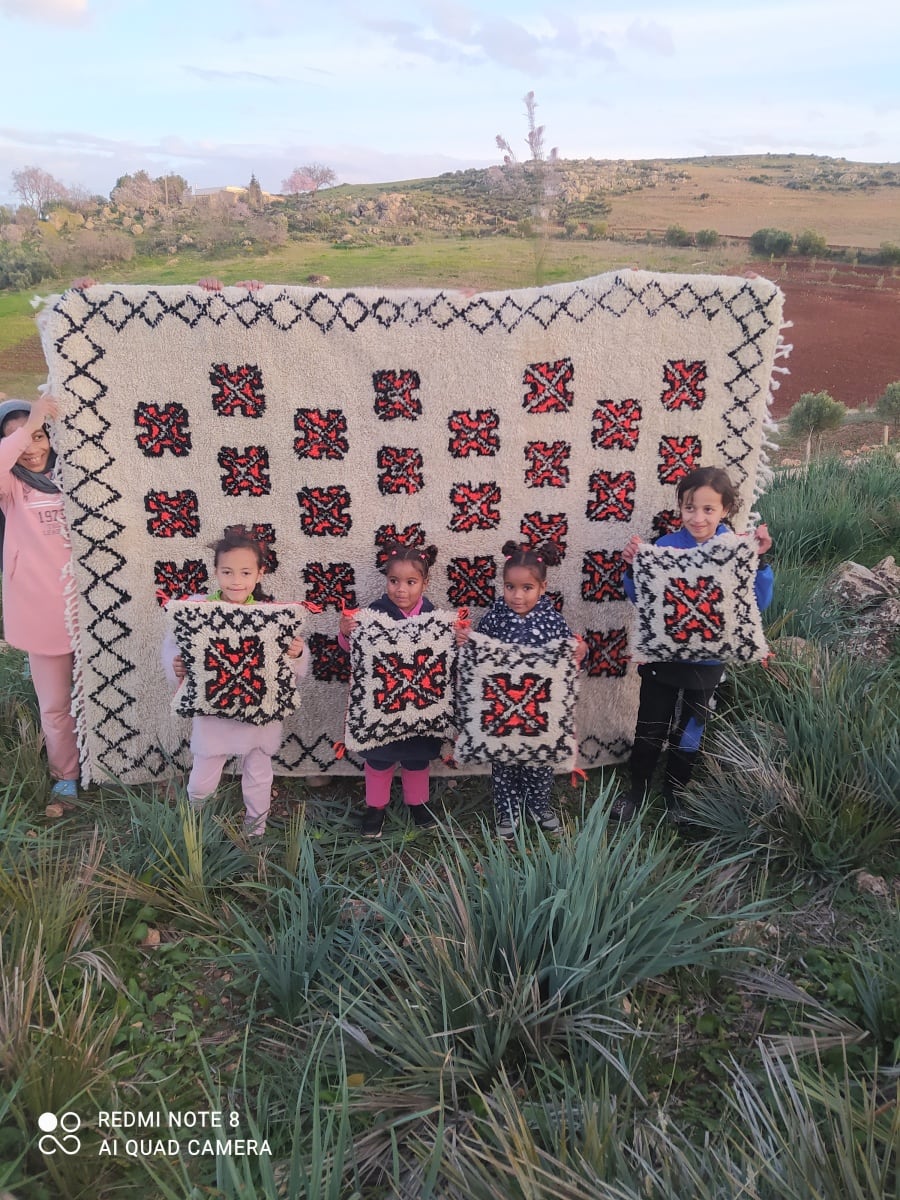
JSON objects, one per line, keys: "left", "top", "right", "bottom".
{"left": 62, "top": 552, "right": 90, "bottom": 787}
{"left": 752, "top": 315, "right": 793, "bottom": 507}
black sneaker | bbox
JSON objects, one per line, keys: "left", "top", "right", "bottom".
{"left": 609, "top": 794, "right": 637, "bottom": 822}
{"left": 360, "top": 807, "right": 385, "bottom": 839}
{"left": 410, "top": 804, "right": 437, "bottom": 830}
{"left": 529, "top": 806, "right": 561, "bottom": 833}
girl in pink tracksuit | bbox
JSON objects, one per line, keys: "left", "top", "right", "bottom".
{"left": 0, "top": 395, "right": 80, "bottom": 801}
{"left": 163, "top": 526, "right": 308, "bottom": 836}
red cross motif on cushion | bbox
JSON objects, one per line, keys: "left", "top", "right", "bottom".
{"left": 446, "top": 556, "right": 496, "bottom": 607}
{"left": 375, "top": 523, "right": 426, "bottom": 569}
{"left": 377, "top": 446, "right": 424, "bottom": 495}
{"left": 154, "top": 559, "right": 209, "bottom": 605}
{"left": 209, "top": 363, "right": 266, "bottom": 417}
{"left": 302, "top": 562, "right": 357, "bottom": 610}
{"left": 520, "top": 511, "right": 568, "bottom": 559}
{"left": 663, "top": 576, "right": 725, "bottom": 643}
{"left": 583, "top": 628, "right": 629, "bottom": 677}
{"left": 581, "top": 550, "right": 627, "bottom": 603}
{"left": 523, "top": 358, "right": 574, "bottom": 413}
{"left": 309, "top": 633, "right": 350, "bottom": 682}
{"left": 144, "top": 490, "right": 200, "bottom": 538}
{"left": 218, "top": 446, "right": 271, "bottom": 497}
{"left": 658, "top": 436, "right": 702, "bottom": 484}
{"left": 652, "top": 509, "right": 683, "bottom": 538}
{"left": 481, "top": 671, "right": 551, "bottom": 737}
{"left": 204, "top": 635, "right": 267, "bottom": 709}
{"left": 373, "top": 649, "right": 448, "bottom": 714}
{"left": 591, "top": 398, "right": 642, "bottom": 451}
{"left": 373, "top": 368, "right": 422, "bottom": 420}
{"left": 524, "top": 440, "right": 571, "bottom": 488}
{"left": 449, "top": 482, "right": 502, "bottom": 532}
{"left": 297, "top": 485, "right": 352, "bottom": 537}
{"left": 134, "top": 402, "right": 192, "bottom": 457}
{"left": 547, "top": 591, "right": 564, "bottom": 613}
{"left": 447, "top": 409, "right": 500, "bottom": 457}
{"left": 586, "top": 470, "right": 636, "bottom": 522}
{"left": 661, "top": 360, "right": 707, "bottom": 411}
{"left": 293, "top": 409, "right": 349, "bottom": 460}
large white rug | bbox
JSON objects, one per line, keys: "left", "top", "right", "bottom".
{"left": 38, "top": 272, "right": 784, "bottom": 783}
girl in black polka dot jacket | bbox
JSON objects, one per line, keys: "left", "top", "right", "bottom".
{"left": 458, "top": 540, "right": 587, "bottom": 838}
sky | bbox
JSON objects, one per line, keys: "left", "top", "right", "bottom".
{"left": 1, "top": 0, "right": 898, "bottom": 204}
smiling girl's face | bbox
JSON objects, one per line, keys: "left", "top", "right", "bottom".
{"left": 3, "top": 415, "right": 52, "bottom": 473}
{"left": 215, "top": 546, "right": 264, "bottom": 605}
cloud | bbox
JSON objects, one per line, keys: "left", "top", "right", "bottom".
{"left": 183, "top": 66, "right": 286, "bottom": 85}
{"left": 626, "top": 18, "right": 674, "bottom": 57}
{"left": 0, "top": 0, "right": 88, "bottom": 24}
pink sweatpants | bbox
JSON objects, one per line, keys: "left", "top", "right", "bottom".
{"left": 187, "top": 747, "right": 273, "bottom": 835}
{"left": 28, "top": 652, "right": 79, "bottom": 781}
{"left": 364, "top": 763, "right": 430, "bottom": 809}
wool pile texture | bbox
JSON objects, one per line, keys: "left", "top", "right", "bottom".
{"left": 344, "top": 608, "right": 458, "bottom": 753}
{"left": 454, "top": 633, "right": 579, "bottom": 767}
{"left": 631, "top": 535, "right": 770, "bottom": 664}
{"left": 167, "top": 600, "right": 305, "bottom": 726}
{"left": 38, "top": 272, "right": 783, "bottom": 783}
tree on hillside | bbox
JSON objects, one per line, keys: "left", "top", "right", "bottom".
{"left": 155, "top": 173, "right": 188, "bottom": 206}
{"left": 247, "top": 174, "right": 264, "bottom": 210}
{"left": 112, "top": 170, "right": 159, "bottom": 210}
{"left": 786, "top": 390, "right": 846, "bottom": 464}
{"left": 795, "top": 229, "right": 828, "bottom": 257}
{"left": 282, "top": 163, "right": 338, "bottom": 194}
{"left": 11, "top": 165, "right": 68, "bottom": 215}
{"left": 749, "top": 228, "right": 793, "bottom": 256}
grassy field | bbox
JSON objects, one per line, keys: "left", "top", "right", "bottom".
{"left": 1, "top": 456, "right": 898, "bottom": 1198}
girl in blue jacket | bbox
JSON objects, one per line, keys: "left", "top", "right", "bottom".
{"left": 615, "top": 467, "right": 774, "bottom": 823}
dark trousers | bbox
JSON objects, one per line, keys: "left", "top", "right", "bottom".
{"left": 492, "top": 763, "right": 554, "bottom": 824}
{"left": 629, "top": 672, "right": 720, "bottom": 806}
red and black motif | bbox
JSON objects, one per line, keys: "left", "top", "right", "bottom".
{"left": 302, "top": 562, "right": 357, "bottom": 610}
{"left": 585, "top": 470, "right": 636, "bottom": 523}
{"left": 584, "top": 628, "right": 629, "bottom": 677}
{"left": 481, "top": 672, "right": 550, "bottom": 737}
{"left": 204, "top": 635, "right": 267, "bottom": 709}
{"left": 309, "top": 633, "right": 351, "bottom": 682}
{"left": 145, "top": 490, "right": 200, "bottom": 538}
{"left": 591, "top": 398, "right": 642, "bottom": 451}
{"left": 293, "top": 409, "right": 349, "bottom": 460}
{"left": 449, "top": 482, "right": 502, "bottom": 532}
{"left": 661, "top": 359, "right": 707, "bottom": 411}
{"left": 154, "top": 559, "right": 209, "bottom": 605}
{"left": 547, "top": 590, "right": 564, "bottom": 613}
{"left": 520, "top": 511, "right": 568, "bottom": 560}
{"left": 581, "top": 550, "right": 627, "bottom": 603}
{"left": 447, "top": 409, "right": 500, "bottom": 457}
{"left": 297, "top": 486, "right": 352, "bottom": 537}
{"left": 373, "top": 649, "right": 448, "bottom": 714}
{"left": 377, "top": 446, "right": 424, "bottom": 495}
{"left": 524, "top": 440, "right": 571, "bottom": 488}
{"left": 657, "top": 435, "right": 702, "bottom": 484}
{"left": 651, "top": 509, "right": 682, "bottom": 538}
{"left": 663, "top": 576, "right": 725, "bottom": 643}
{"left": 373, "top": 369, "right": 421, "bottom": 420}
{"left": 446, "top": 556, "right": 496, "bottom": 607}
{"left": 218, "top": 446, "right": 271, "bottom": 497}
{"left": 374, "top": 522, "right": 426, "bottom": 569}
{"left": 523, "top": 358, "right": 574, "bottom": 413}
{"left": 134, "top": 402, "right": 192, "bottom": 457}
{"left": 209, "top": 363, "right": 266, "bottom": 417}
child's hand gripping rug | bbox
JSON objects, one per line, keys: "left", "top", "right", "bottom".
{"left": 38, "top": 271, "right": 785, "bottom": 783}
{"left": 168, "top": 601, "right": 305, "bottom": 725}
{"left": 454, "top": 632, "right": 580, "bottom": 767}
{"left": 631, "top": 534, "right": 769, "bottom": 663}
{"left": 344, "top": 608, "right": 457, "bottom": 752}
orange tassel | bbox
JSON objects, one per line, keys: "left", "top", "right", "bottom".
{"left": 301, "top": 600, "right": 324, "bottom": 614}
{"left": 333, "top": 741, "right": 346, "bottom": 759}
{"left": 570, "top": 768, "right": 587, "bottom": 788}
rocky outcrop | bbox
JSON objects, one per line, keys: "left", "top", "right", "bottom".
{"left": 822, "top": 556, "right": 900, "bottom": 661}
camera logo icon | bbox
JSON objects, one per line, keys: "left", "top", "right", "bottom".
{"left": 38, "top": 1112, "right": 82, "bottom": 1155}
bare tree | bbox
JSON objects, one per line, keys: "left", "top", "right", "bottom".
{"left": 11, "top": 165, "right": 69, "bottom": 214}
{"left": 112, "top": 170, "right": 160, "bottom": 210}
{"left": 494, "top": 92, "right": 560, "bottom": 284}
{"left": 282, "top": 163, "right": 338, "bottom": 194}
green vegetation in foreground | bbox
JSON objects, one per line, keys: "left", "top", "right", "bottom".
{"left": 1, "top": 456, "right": 898, "bottom": 1198}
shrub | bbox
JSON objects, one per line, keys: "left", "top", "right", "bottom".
{"left": 875, "top": 379, "right": 900, "bottom": 431}
{"left": 0, "top": 242, "right": 52, "bottom": 290}
{"left": 876, "top": 241, "right": 900, "bottom": 265}
{"left": 785, "top": 390, "right": 846, "bottom": 461}
{"left": 795, "top": 228, "right": 828, "bottom": 257}
{"left": 664, "top": 224, "right": 692, "bottom": 247}
{"left": 750, "top": 227, "right": 794, "bottom": 256}
{"left": 695, "top": 228, "right": 719, "bottom": 247}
